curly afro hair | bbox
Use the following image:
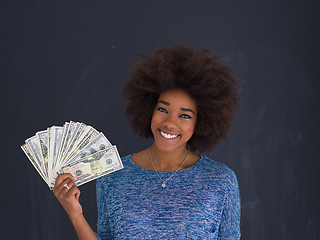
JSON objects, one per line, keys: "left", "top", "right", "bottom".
{"left": 122, "top": 44, "right": 238, "bottom": 152}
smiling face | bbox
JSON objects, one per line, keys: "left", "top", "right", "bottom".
{"left": 151, "top": 89, "right": 197, "bottom": 153}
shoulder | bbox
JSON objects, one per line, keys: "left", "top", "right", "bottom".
{"left": 197, "top": 155, "right": 239, "bottom": 186}
{"left": 197, "top": 156, "right": 240, "bottom": 204}
{"left": 120, "top": 154, "right": 134, "bottom": 166}
{"left": 199, "top": 155, "right": 236, "bottom": 174}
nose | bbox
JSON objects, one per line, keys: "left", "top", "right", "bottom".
{"left": 163, "top": 114, "right": 177, "bottom": 130}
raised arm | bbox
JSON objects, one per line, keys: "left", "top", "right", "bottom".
{"left": 53, "top": 173, "right": 98, "bottom": 240}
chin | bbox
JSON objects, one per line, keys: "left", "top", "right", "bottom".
{"left": 154, "top": 139, "right": 187, "bottom": 153}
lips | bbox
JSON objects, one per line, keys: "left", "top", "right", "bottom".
{"left": 159, "top": 129, "right": 180, "bottom": 139}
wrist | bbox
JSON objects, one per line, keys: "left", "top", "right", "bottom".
{"left": 69, "top": 212, "right": 97, "bottom": 240}
{"left": 69, "top": 212, "right": 84, "bottom": 225}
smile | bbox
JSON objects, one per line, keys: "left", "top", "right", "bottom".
{"left": 159, "top": 130, "right": 179, "bottom": 139}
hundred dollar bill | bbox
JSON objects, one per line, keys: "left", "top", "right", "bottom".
{"left": 25, "top": 135, "right": 47, "bottom": 179}
{"left": 58, "top": 145, "right": 123, "bottom": 187}
{"left": 47, "top": 127, "right": 52, "bottom": 174}
{"left": 61, "top": 122, "right": 86, "bottom": 161}
{"left": 63, "top": 126, "right": 99, "bottom": 162}
{"left": 37, "top": 130, "right": 49, "bottom": 176}
{"left": 22, "top": 121, "right": 122, "bottom": 189}
{"left": 57, "top": 121, "right": 76, "bottom": 164}
{"left": 49, "top": 132, "right": 111, "bottom": 187}
{"left": 48, "top": 126, "right": 63, "bottom": 184}
{"left": 55, "top": 122, "right": 70, "bottom": 165}
{"left": 61, "top": 122, "right": 83, "bottom": 160}
{"left": 21, "top": 143, "right": 48, "bottom": 185}
{"left": 63, "top": 130, "right": 106, "bottom": 166}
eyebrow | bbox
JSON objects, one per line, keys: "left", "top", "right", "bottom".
{"left": 158, "top": 100, "right": 195, "bottom": 114}
{"left": 159, "top": 100, "right": 170, "bottom": 106}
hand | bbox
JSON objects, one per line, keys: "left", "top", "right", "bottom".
{"left": 53, "top": 173, "right": 83, "bottom": 221}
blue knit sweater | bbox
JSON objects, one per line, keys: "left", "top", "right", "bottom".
{"left": 96, "top": 155, "right": 240, "bottom": 240}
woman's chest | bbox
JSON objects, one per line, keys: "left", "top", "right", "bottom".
{"left": 104, "top": 174, "right": 226, "bottom": 239}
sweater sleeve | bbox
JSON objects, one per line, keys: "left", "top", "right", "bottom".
{"left": 217, "top": 169, "right": 241, "bottom": 240}
{"left": 96, "top": 178, "right": 112, "bottom": 240}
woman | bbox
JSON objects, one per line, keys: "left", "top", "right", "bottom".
{"left": 53, "top": 44, "right": 241, "bottom": 239}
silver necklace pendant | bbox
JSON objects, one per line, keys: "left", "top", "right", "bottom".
{"left": 149, "top": 148, "right": 190, "bottom": 189}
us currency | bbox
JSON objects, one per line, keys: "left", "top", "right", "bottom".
{"left": 49, "top": 122, "right": 80, "bottom": 186}
{"left": 59, "top": 122, "right": 79, "bottom": 164}
{"left": 63, "top": 126, "right": 99, "bottom": 163}
{"left": 49, "top": 131, "right": 111, "bottom": 188}
{"left": 25, "top": 135, "right": 47, "bottom": 179}
{"left": 22, "top": 121, "right": 123, "bottom": 189}
{"left": 55, "top": 122, "right": 70, "bottom": 165}
{"left": 57, "top": 121, "right": 76, "bottom": 164}
{"left": 63, "top": 125, "right": 93, "bottom": 160}
{"left": 37, "top": 130, "right": 49, "bottom": 175}
{"left": 48, "top": 126, "right": 63, "bottom": 184}
{"left": 61, "top": 122, "right": 86, "bottom": 161}
{"left": 21, "top": 143, "right": 48, "bottom": 184}
{"left": 63, "top": 132, "right": 112, "bottom": 167}
{"left": 59, "top": 145, "right": 123, "bottom": 187}
{"left": 47, "top": 127, "right": 52, "bottom": 174}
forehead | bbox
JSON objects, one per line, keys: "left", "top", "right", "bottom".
{"left": 158, "top": 89, "right": 197, "bottom": 110}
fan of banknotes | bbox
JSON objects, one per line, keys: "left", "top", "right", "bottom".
{"left": 21, "top": 121, "right": 123, "bottom": 189}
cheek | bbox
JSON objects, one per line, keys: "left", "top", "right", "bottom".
{"left": 150, "top": 113, "right": 159, "bottom": 131}
{"left": 185, "top": 122, "right": 197, "bottom": 136}
{"left": 190, "top": 126, "right": 196, "bottom": 135}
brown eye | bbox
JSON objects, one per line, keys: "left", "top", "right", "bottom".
{"left": 157, "top": 107, "right": 167, "bottom": 113}
{"left": 180, "top": 114, "right": 192, "bottom": 119}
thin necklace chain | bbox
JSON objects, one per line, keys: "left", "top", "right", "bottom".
{"left": 148, "top": 148, "right": 190, "bottom": 187}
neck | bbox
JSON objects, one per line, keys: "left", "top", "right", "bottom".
{"left": 149, "top": 144, "right": 189, "bottom": 172}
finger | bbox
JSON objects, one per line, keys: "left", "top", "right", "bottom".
{"left": 54, "top": 177, "right": 74, "bottom": 194}
{"left": 54, "top": 173, "right": 74, "bottom": 187}
{"left": 53, "top": 177, "right": 71, "bottom": 193}
{"left": 68, "top": 182, "right": 81, "bottom": 200}
{"left": 75, "top": 189, "right": 81, "bottom": 200}
{"left": 55, "top": 180, "right": 74, "bottom": 199}
{"left": 66, "top": 184, "right": 80, "bottom": 199}
{"left": 64, "top": 179, "right": 76, "bottom": 191}
{"left": 61, "top": 178, "right": 76, "bottom": 192}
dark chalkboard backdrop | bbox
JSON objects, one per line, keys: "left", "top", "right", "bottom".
{"left": 1, "top": 1, "right": 319, "bottom": 239}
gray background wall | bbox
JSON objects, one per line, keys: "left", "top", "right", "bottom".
{"left": 1, "top": 0, "right": 319, "bottom": 239}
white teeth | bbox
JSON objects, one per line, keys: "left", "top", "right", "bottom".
{"left": 160, "top": 130, "right": 178, "bottom": 139}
